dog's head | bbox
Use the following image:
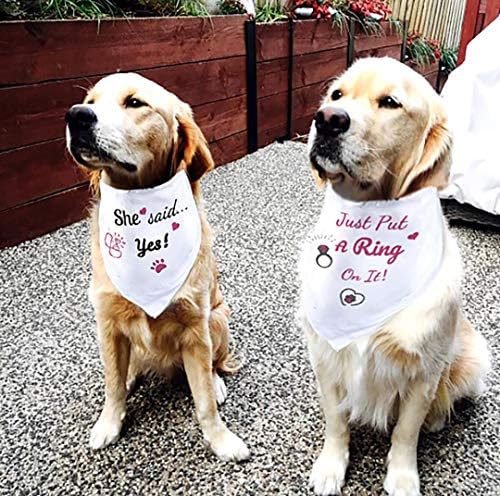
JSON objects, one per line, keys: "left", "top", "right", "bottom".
{"left": 308, "top": 57, "right": 451, "bottom": 200}
{"left": 65, "top": 72, "right": 213, "bottom": 191}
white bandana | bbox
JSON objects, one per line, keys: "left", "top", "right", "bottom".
{"left": 301, "top": 186, "right": 445, "bottom": 351}
{"left": 98, "top": 170, "right": 201, "bottom": 318}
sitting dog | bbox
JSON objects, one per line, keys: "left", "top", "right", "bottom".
{"left": 65, "top": 72, "right": 249, "bottom": 462}
{"left": 300, "top": 57, "right": 490, "bottom": 495}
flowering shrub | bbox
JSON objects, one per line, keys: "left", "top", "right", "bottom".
{"left": 348, "top": 0, "right": 391, "bottom": 20}
{"left": 292, "top": 0, "right": 391, "bottom": 22}
{"left": 406, "top": 32, "right": 442, "bottom": 66}
{"left": 294, "top": 0, "right": 336, "bottom": 19}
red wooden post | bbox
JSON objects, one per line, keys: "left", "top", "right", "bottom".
{"left": 484, "top": 0, "right": 500, "bottom": 27}
{"left": 458, "top": 0, "right": 481, "bottom": 65}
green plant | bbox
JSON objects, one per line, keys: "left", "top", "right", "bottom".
{"left": 440, "top": 46, "right": 458, "bottom": 72}
{"left": 218, "top": 0, "right": 246, "bottom": 14}
{"left": 136, "top": 0, "right": 209, "bottom": 16}
{"left": 42, "top": 0, "right": 119, "bottom": 18}
{"left": 330, "top": 7, "right": 350, "bottom": 32}
{"left": 0, "top": 0, "right": 26, "bottom": 20}
{"left": 255, "top": 1, "right": 288, "bottom": 22}
{"left": 0, "top": 0, "right": 123, "bottom": 19}
{"left": 406, "top": 32, "right": 441, "bottom": 66}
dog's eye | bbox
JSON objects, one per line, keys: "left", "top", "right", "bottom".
{"left": 86, "top": 99, "right": 94, "bottom": 104}
{"left": 379, "top": 96, "right": 402, "bottom": 109}
{"left": 331, "top": 89, "right": 343, "bottom": 101}
{"left": 125, "top": 97, "right": 147, "bottom": 109}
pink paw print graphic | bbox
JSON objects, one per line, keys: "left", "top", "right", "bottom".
{"left": 104, "top": 232, "right": 126, "bottom": 259}
{"left": 151, "top": 259, "right": 167, "bottom": 273}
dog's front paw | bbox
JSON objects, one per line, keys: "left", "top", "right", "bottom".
{"left": 213, "top": 372, "right": 228, "bottom": 405}
{"left": 208, "top": 429, "right": 250, "bottom": 462}
{"left": 384, "top": 466, "right": 420, "bottom": 496}
{"left": 309, "top": 447, "right": 349, "bottom": 495}
{"left": 89, "top": 411, "right": 124, "bottom": 450}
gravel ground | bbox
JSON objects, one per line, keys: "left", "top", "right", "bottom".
{"left": 0, "top": 142, "right": 498, "bottom": 496}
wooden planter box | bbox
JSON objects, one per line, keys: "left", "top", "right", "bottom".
{"left": 0, "top": 16, "right": 403, "bottom": 247}
{"left": 353, "top": 21, "right": 402, "bottom": 60}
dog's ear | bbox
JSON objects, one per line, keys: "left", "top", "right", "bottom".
{"left": 175, "top": 114, "right": 214, "bottom": 183}
{"left": 88, "top": 170, "right": 102, "bottom": 195}
{"left": 394, "top": 111, "right": 452, "bottom": 197}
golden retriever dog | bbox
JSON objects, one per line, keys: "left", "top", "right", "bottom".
{"left": 301, "top": 58, "right": 490, "bottom": 495}
{"left": 65, "top": 73, "right": 249, "bottom": 462}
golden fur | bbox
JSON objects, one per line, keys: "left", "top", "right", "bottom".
{"left": 66, "top": 73, "right": 249, "bottom": 461}
{"left": 303, "top": 58, "right": 490, "bottom": 496}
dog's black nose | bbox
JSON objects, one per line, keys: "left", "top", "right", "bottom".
{"left": 65, "top": 105, "right": 97, "bottom": 132}
{"left": 314, "top": 108, "right": 350, "bottom": 137}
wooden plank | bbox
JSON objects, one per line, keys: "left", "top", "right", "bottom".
{"left": 257, "top": 47, "right": 347, "bottom": 100}
{"left": 0, "top": 183, "right": 91, "bottom": 248}
{"left": 354, "top": 24, "right": 401, "bottom": 54}
{"left": 257, "top": 58, "right": 288, "bottom": 98}
{"left": 256, "top": 19, "right": 348, "bottom": 62}
{"left": 458, "top": 0, "right": 482, "bottom": 64}
{"left": 210, "top": 131, "right": 247, "bottom": 166}
{"left": 258, "top": 91, "right": 287, "bottom": 136}
{"left": 354, "top": 43, "right": 402, "bottom": 61}
{"left": 256, "top": 22, "right": 288, "bottom": 62}
{"left": 258, "top": 114, "right": 315, "bottom": 148}
{"left": 1, "top": 56, "right": 246, "bottom": 152}
{"left": 0, "top": 16, "right": 246, "bottom": 86}
{"left": 290, "top": 83, "right": 325, "bottom": 136}
{"left": 293, "top": 20, "right": 348, "bottom": 57}
{"left": 257, "top": 81, "right": 326, "bottom": 143}
{"left": 0, "top": 139, "right": 86, "bottom": 211}
{"left": 293, "top": 48, "right": 348, "bottom": 88}
{"left": 194, "top": 94, "right": 247, "bottom": 143}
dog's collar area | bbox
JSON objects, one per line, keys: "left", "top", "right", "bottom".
{"left": 100, "top": 169, "right": 189, "bottom": 195}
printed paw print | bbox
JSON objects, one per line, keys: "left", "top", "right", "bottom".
{"left": 151, "top": 259, "right": 167, "bottom": 273}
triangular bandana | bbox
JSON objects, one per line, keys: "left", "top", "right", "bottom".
{"left": 98, "top": 170, "right": 201, "bottom": 318}
{"left": 300, "top": 186, "right": 445, "bottom": 350}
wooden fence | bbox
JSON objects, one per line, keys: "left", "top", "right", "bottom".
{"left": 390, "top": 0, "right": 467, "bottom": 47}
